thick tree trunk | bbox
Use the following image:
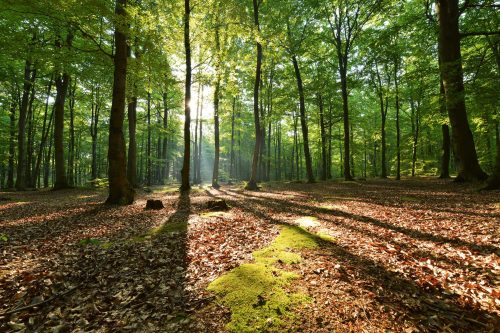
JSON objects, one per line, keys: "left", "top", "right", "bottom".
{"left": 246, "top": 0, "right": 262, "bottom": 191}
{"left": 180, "top": 0, "right": 192, "bottom": 191}
{"left": 106, "top": 0, "right": 134, "bottom": 204}
{"left": 437, "top": 0, "right": 487, "bottom": 182}
{"left": 292, "top": 55, "right": 314, "bottom": 183}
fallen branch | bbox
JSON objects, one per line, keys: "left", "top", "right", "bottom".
{"left": 0, "top": 284, "right": 81, "bottom": 317}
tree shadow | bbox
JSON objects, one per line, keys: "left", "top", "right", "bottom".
{"left": 0, "top": 192, "right": 200, "bottom": 332}
{"left": 211, "top": 187, "right": 498, "bottom": 331}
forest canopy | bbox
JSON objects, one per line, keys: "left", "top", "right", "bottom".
{"left": 0, "top": 0, "right": 498, "bottom": 200}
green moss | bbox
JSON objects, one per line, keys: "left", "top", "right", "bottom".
{"left": 154, "top": 221, "right": 188, "bottom": 234}
{"left": 208, "top": 225, "right": 325, "bottom": 332}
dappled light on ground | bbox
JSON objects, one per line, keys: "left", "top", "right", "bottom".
{"left": 0, "top": 179, "right": 498, "bottom": 332}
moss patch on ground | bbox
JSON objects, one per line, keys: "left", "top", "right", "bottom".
{"left": 207, "top": 225, "right": 331, "bottom": 332}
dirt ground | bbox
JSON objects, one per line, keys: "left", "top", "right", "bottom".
{"left": 0, "top": 178, "right": 498, "bottom": 332}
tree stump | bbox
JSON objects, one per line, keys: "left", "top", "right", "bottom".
{"left": 207, "top": 199, "right": 229, "bottom": 211}
{"left": 145, "top": 199, "right": 164, "bottom": 210}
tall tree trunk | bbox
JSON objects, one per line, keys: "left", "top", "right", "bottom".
{"left": 339, "top": 55, "right": 353, "bottom": 180}
{"left": 44, "top": 124, "right": 54, "bottom": 188}
{"left": 437, "top": 0, "right": 487, "bottom": 181}
{"left": 230, "top": 96, "right": 236, "bottom": 181}
{"left": 212, "top": 14, "right": 222, "bottom": 188}
{"left": 106, "top": 0, "right": 134, "bottom": 204}
{"left": 292, "top": 55, "right": 314, "bottom": 183}
{"left": 25, "top": 84, "right": 36, "bottom": 187}
{"left": 68, "top": 79, "right": 76, "bottom": 187}
{"left": 33, "top": 79, "right": 53, "bottom": 187}
{"left": 193, "top": 84, "right": 200, "bottom": 184}
{"left": 147, "top": 91, "right": 152, "bottom": 186}
{"left": 162, "top": 91, "right": 169, "bottom": 183}
{"left": 16, "top": 59, "right": 35, "bottom": 190}
{"left": 319, "top": 94, "right": 327, "bottom": 181}
{"left": 197, "top": 85, "right": 203, "bottom": 183}
{"left": 180, "top": 0, "right": 192, "bottom": 191}
{"left": 92, "top": 85, "right": 102, "bottom": 182}
{"left": 394, "top": 58, "right": 401, "bottom": 180}
{"left": 7, "top": 98, "right": 16, "bottom": 189}
{"left": 53, "top": 71, "right": 70, "bottom": 190}
{"left": 411, "top": 100, "right": 420, "bottom": 177}
{"left": 246, "top": 0, "right": 262, "bottom": 190}
{"left": 439, "top": 78, "right": 451, "bottom": 178}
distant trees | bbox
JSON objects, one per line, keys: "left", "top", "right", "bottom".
{"left": 0, "top": 0, "right": 498, "bottom": 195}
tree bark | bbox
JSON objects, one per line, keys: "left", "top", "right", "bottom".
{"left": 162, "top": 91, "right": 169, "bottom": 183}
{"left": 16, "top": 59, "right": 35, "bottom": 190}
{"left": 212, "top": 23, "right": 221, "bottom": 188}
{"left": 292, "top": 55, "right": 314, "bottom": 183}
{"left": 439, "top": 78, "right": 451, "bottom": 178}
{"left": 437, "top": 0, "right": 487, "bottom": 181}
{"left": 7, "top": 98, "right": 17, "bottom": 189}
{"left": 180, "top": 0, "right": 192, "bottom": 191}
{"left": 246, "top": 0, "right": 262, "bottom": 191}
{"left": 68, "top": 79, "right": 76, "bottom": 187}
{"left": 394, "top": 58, "right": 401, "bottom": 180}
{"left": 106, "top": 0, "right": 134, "bottom": 204}
{"left": 319, "top": 94, "right": 327, "bottom": 181}
{"left": 53, "top": 70, "right": 70, "bottom": 190}
{"left": 92, "top": 85, "right": 102, "bottom": 181}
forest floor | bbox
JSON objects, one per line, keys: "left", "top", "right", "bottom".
{"left": 0, "top": 178, "right": 499, "bottom": 333}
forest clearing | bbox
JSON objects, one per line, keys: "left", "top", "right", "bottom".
{"left": 0, "top": 179, "right": 499, "bottom": 332}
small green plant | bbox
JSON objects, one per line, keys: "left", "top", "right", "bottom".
{"left": 0, "top": 233, "right": 8, "bottom": 242}
{"left": 79, "top": 238, "right": 101, "bottom": 246}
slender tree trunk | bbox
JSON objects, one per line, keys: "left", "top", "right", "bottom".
{"left": 44, "top": 124, "right": 54, "bottom": 188}
{"left": 7, "top": 98, "right": 16, "bottom": 188}
{"left": 394, "top": 59, "right": 401, "bottom": 180}
{"left": 319, "top": 94, "right": 327, "bottom": 181}
{"left": 16, "top": 60, "right": 35, "bottom": 190}
{"left": 92, "top": 85, "right": 102, "bottom": 182}
{"left": 439, "top": 79, "right": 451, "bottom": 178}
{"left": 33, "top": 79, "right": 53, "bottom": 187}
{"left": 292, "top": 55, "right": 314, "bottom": 183}
{"left": 437, "top": 0, "right": 487, "bottom": 182}
{"left": 339, "top": 56, "right": 353, "bottom": 180}
{"left": 246, "top": 0, "right": 262, "bottom": 190}
{"left": 180, "top": 0, "right": 192, "bottom": 191}
{"left": 68, "top": 79, "right": 76, "bottom": 187}
{"left": 162, "top": 91, "right": 169, "bottom": 183}
{"left": 411, "top": 100, "right": 420, "bottom": 177}
{"left": 25, "top": 84, "right": 36, "bottom": 187}
{"left": 230, "top": 96, "right": 236, "bottom": 181}
{"left": 106, "top": 0, "right": 134, "bottom": 204}
{"left": 212, "top": 23, "right": 221, "bottom": 188}
{"left": 147, "top": 91, "right": 152, "bottom": 186}
{"left": 197, "top": 86, "right": 203, "bottom": 183}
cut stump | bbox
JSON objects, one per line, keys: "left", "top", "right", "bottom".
{"left": 207, "top": 199, "right": 229, "bottom": 211}
{"left": 145, "top": 199, "right": 164, "bottom": 210}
